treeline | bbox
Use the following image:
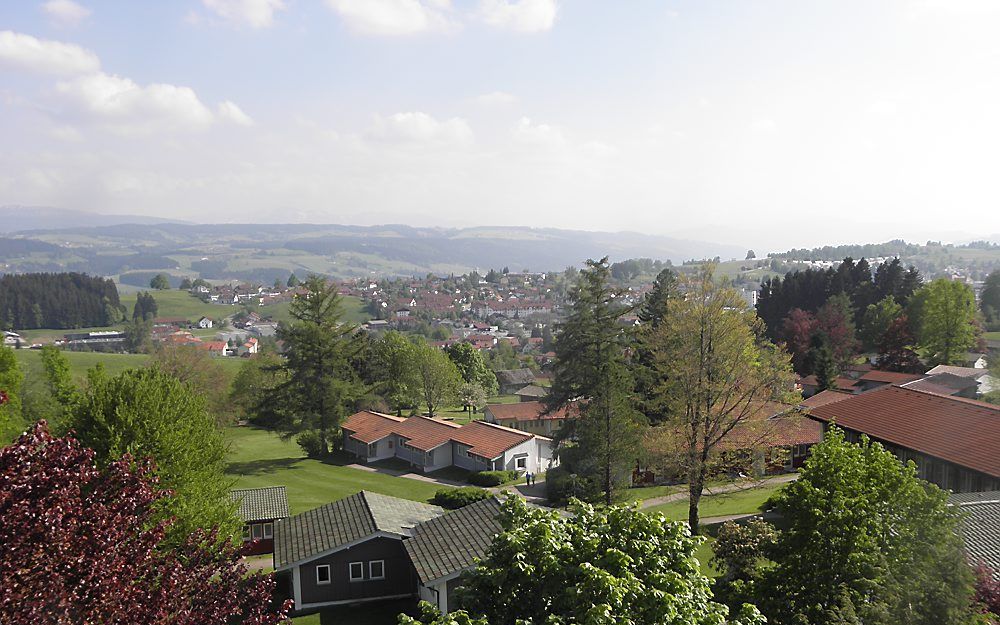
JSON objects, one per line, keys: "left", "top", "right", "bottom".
{"left": 771, "top": 239, "right": 924, "bottom": 261}
{"left": 0, "top": 272, "right": 124, "bottom": 330}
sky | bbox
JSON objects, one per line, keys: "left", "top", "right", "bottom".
{"left": 3, "top": 0, "right": 1000, "bottom": 253}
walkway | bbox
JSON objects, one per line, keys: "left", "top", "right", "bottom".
{"left": 637, "top": 473, "right": 799, "bottom": 510}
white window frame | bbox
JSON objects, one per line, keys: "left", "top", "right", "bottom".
{"left": 515, "top": 456, "right": 527, "bottom": 470}
{"left": 368, "top": 442, "right": 378, "bottom": 456}
{"left": 262, "top": 522, "right": 273, "bottom": 539}
{"left": 349, "top": 561, "right": 364, "bottom": 582}
{"left": 316, "top": 564, "right": 331, "bottom": 585}
{"left": 251, "top": 523, "right": 263, "bottom": 540}
{"left": 369, "top": 560, "right": 385, "bottom": 580}
{"left": 242, "top": 525, "right": 251, "bottom": 541}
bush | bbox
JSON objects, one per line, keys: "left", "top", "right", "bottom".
{"left": 296, "top": 431, "right": 324, "bottom": 458}
{"left": 431, "top": 487, "right": 492, "bottom": 510}
{"left": 468, "top": 470, "right": 519, "bottom": 487}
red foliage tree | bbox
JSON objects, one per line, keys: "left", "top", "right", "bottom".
{"left": 814, "top": 293, "right": 858, "bottom": 370}
{"left": 976, "top": 563, "right": 1000, "bottom": 620}
{"left": 0, "top": 421, "right": 290, "bottom": 625}
{"left": 876, "top": 315, "right": 924, "bottom": 373}
{"left": 782, "top": 308, "right": 818, "bottom": 375}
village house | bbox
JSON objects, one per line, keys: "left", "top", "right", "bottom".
{"left": 197, "top": 316, "right": 214, "bottom": 329}
{"left": 495, "top": 369, "right": 536, "bottom": 395}
{"left": 2, "top": 331, "right": 22, "bottom": 346}
{"left": 925, "top": 364, "right": 997, "bottom": 395}
{"left": 341, "top": 411, "right": 557, "bottom": 474}
{"left": 482, "top": 401, "right": 575, "bottom": 438}
{"left": 805, "top": 385, "right": 1000, "bottom": 493}
{"left": 514, "top": 384, "right": 547, "bottom": 402}
{"left": 229, "top": 486, "right": 289, "bottom": 556}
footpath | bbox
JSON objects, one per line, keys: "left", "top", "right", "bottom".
{"left": 637, "top": 473, "right": 800, "bottom": 509}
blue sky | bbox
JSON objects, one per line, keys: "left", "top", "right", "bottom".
{"left": 3, "top": 0, "right": 1000, "bottom": 251}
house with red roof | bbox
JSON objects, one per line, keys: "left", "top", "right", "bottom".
{"left": 341, "top": 411, "right": 557, "bottom": 474}
{"left": 805, "top": 385, "right": 1000, "bottom": 493}
{"left": 482, "top": 400, "right": 575, "bottom": 437}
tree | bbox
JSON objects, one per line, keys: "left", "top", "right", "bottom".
{"left": 366, "top": 331, "right": 420, "bottom": 415}
{"left": 455, "top": 496, "right": 764, "bottom": 625}
{"left": 806, "top": 332, "right": 839, "bottom": 391}
{"left": 912, "top": 279, "right": 978, "bottom": 366}
{"left": 69, "top": 368, "right": 238, "bottom": 545}
{"left": 860, "top": 295, "right": 903, "bottom": 352}
{"left": 746, "top": 250, "right": 756, "bottom": 260}
{"left": 413, "top": 342, "right": 462, "bottom": 416}
{"left": 39, "top": 345, "right": 78, "bottom": 430}
{"left": 974, "top": 564, "right": 1000, "bottom": 619}
{"left": 447, "top": 342, "right": 498, "bottom": 396}
{"left": 229, "top": 352, "right": 287, "bottom": 424}
{"left": 287, "top": 273, "right": 300, "bottom": 288}
{"left": 761, "top": 427, "right": 976, "bottom": 625}
{"left": 781, "top": 308, "right": 819, "bottom": 375}
{"left": 149, "top": 273, "right": 171, "bottom": 290}
{"left": 711, "top": 518, "right": 778, "bottom": 610}
{"left": 149, "top": 344, "right": 232, "bottom": 426}
{"left": 876, "top": 315, "right": 924, "bottom": 373}
{"left": 0, "top": 422, "right": 289, "bottom": 625}
{"left": 260, "top": 275, "right": 365, "bottom": 456}
{"left": 458, "top": 383, "right": 487, "bottom": 414}
{"left": 647, "top": 265, "right": 794, "bottom": 533}
{"left": 0, "top": 345, "right": 24, "bottom": 438}
{"left": 980, "top": 270, "right": 1000, "bottom": 326}
{"left": 400, "top": 603, "right": 489, "bottom": 625}
{"left": 546, "top": 257, "right": 644, "bottom": 505}
{"left": 179, "top": 277, "right": 193, "bottom": 290}
{"left": 123, "top": 317, "right": 152, "bottom": 353}
{"left": 132, "top": 291, "right": 158, "bottom": 321}
{"left": 815, "top": 292, "right": 858, "bottom": 370}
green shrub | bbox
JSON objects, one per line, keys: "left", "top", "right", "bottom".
{"left": 431, "top": 487, "right": 492, "bottom": 510}
{"left": 296, "top": 430, "right": 324, "bottom": 458}
{"left": 468, "top": 470, "right": 519, "bottom": 487}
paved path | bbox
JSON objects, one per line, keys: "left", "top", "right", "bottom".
{"left": 637, "top": 473, "right": 799, "bottom": 510}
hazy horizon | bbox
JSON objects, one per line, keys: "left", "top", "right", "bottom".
{"left": 4, "top": 1, "right": 1000, "bottom": 251}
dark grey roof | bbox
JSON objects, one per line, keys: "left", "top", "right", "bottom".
{"left": 274, "top": 491, "right": 443, "bottom": 569}
{"left": 949, "top": 491, "right": 1000, "bottom": 578}
{"left": 228, "top": 486, "right": 289, "bottom": 523}
{"left": 515, "top": 384, "right": 548, "bottom": 398}
{"left": 923, "top": 373, "right": 981, "bottom": 391}
{"left": 496, "top": 369, "right": 535, "bottom": 385}
{"left": 404, "top": 497, "right": 503, "bottom": 585}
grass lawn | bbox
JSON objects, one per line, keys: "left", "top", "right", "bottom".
{"left": 120, "top": 289, "right": 226, "bottom": 322}
{"left": 622, "top": 483, "right": 685, "bottom": 503}
{"left": 694, "top": 536, "right": 720, "bottom": 578}
{"left": 225, "top": 426, "right": 446, "bottom": 515}
{"left": 644, "top": 481, "right": 786, "bottom": 520}
{"left": 14, "top": 349, "right": 150, "bottom": 383}
{"left": 985, "top": 331, "right": 1000, "bottom": 341}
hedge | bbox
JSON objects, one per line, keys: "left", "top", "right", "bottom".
{"left": 431, "top": 487, "right": 493, "bottom": 510}
{"left": 468, "top": 470, "right": 520, "bottom": 487}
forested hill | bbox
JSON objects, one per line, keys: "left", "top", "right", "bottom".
{"left": 0, "top": 273, "right": 124, "bottom": 330}
{"left": 0, "top": 222, "right": 744, "bottom": 282}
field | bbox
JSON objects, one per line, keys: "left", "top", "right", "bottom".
{"left": 119, "top": 289, "right": 226, "bottom": 322}
{"left": 225, "top": 426, "right": 445, "bottom": 515}
{"left": 644, "top": 481, "right": 785, "bottom": 520}
{"left": 13, "top": 349, "right": 151, "bottom": 383}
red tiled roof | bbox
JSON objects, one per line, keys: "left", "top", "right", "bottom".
{"left": 342, "top": 410, "right": 405, "bottom": 444}
{"left": 800, "top": 389, "right": 854, "bottom": 409}
{"left": 393, "top": 416, "right": 462, "bottom": 451}
{"left": 721, "top": 413, "right": 822, "bottom": 450}
{"left": 485, "top": 401, "right": 576, "bottom": 423}
{"left": 807, "top": 385, "right": 1000, "bottom": 478}
{"left": 450, "top": 421, "right": 535, "bottom": 460}
{"left": 859, "top": 370, "right": 925, "bottom": 384}
{"left": 799, "top": 375, "right": 858, "bottom": 389}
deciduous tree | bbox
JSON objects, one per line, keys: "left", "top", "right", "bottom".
{"left": 149, "top": 273, "right": 171, "bottom": 290}
{"left": 455, "top": 496, "right": 764, "bottom": 625}
{"left": 648, "top": 265, "right": 794, "bottom": 533}
{"left": 875, "top": 315, "right": 924, "bottom": 373}
{"left": 912, "top": 279, "right": 978, "bottom": 366}
{"left": 0, "top": 345, "right": 23, "bottom": 440}
{"left": 860, "top": 295, "right": 903, "bottom": 352}
{"left": 0, "top": 421, "right": 289, "bottom": 625}
{"left": 447, "top": 341, "right": 499, "bottom": 397}
{"left": 413, "top": 342, "right": 462, "bottom": 416}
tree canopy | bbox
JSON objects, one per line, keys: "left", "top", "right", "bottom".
{"left": 911, "top": 279, "right": 978, "bottom": 366}
{"left": 0, "top": 272, "right": 124, "bottom": 330}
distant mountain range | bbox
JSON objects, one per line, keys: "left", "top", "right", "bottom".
{"left": 0, "top": 206, "right": 189, "bottom": 232}
{"left": 0, "top": 212, "right": 747, "bottom": 281}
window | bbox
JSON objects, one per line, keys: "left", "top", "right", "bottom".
{"left": 369, "top": 560, "right": 385, "bottom": 580}
{"left": 368, "top": 443, "right": 377, "bottom": 456}
{"left": 388, "top": 439, "right": 394, "bottom": 449}
{"left": 515, "top": 456, "right": 527, "bottom": 469}
{"left": 242, "top": 525, "right": 251, "bottom": 541}
{"left": 316, "top": 565, "right": 331, "bottom": 585}
{"left": 349, "top": 561, "right": 364, "bottom": 582}
{"left": 251, "top": 523, "right": 263, "bottom": 540}
{"left": 263, "top": 522, "right": 273, "bottom": 539}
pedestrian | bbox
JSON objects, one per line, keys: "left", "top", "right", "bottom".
{"left": 526, "top": 472, "right": 533, "bottom": 487}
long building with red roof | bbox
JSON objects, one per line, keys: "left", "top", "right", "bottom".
{"left": 805, "top": 385, "right": 1000, "bottom": 493}
{"left": 342, "top": 411, "right": 556, "bottom": 474}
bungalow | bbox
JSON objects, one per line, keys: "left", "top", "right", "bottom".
{"left": 406, "top": 497, "right": 503, "bottom": 614}
{"left": 496, "top": 369, "right": 536, "bottom": 395}
{"left": 197, "top": 316, "right": 214, "bottom": 329}
{"left": 948, "top": 490, "right": 1000, "bottom": 580}
{"left": 925, "top": 364, "right": 997, "bottom": 395}
{"left": 900, "top": 372, "right": 981, "bottom": 398}
{"left": 341, "top": 411, "right": 558, "bottom": 474}
{"left": 514, "top": 384, "right": 547, "bottom": 402}
{"left": 198, "top": 340, "right": 229, "bottom": 357}
{"left": 229, "top": 486, "right": 289, "bottom": 555}
{"left": 852, "top": 370, "right": 925, "bottom": 393}
{"left": 483, "top": 400, "right": 574, "bottom": 438}
{"left": 805, "top": 385, "right": 1000, "bottom": 493}
{"left": 796, "top": 375, "right": 858, "bottom": 398}
{"left": 274, "top": 491, "right": 444, "bottom": 612}
{"left": 2, "top": 331, "right": 21, "bottom": 346}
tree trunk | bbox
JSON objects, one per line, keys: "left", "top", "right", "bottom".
{"left": 688, "top": 477, "right": 703, "bottom": 535}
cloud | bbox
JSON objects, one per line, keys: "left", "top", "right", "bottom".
{"left": 55, "top": 72, "right": 216, "bottom": 135}
{"left": 0, "top": 30, "right": 100, "bottom": 75}
{"left": 326, "top": 0, "right": 458, "bottom": 35}
{"left": 475, "top": 91, "right": 519, "bottom": 106}
{"left": 479, "top": 0, "right": 557, "bottom": 32}
{"left": 42, "top": 0, "right": 92, "bottom": 27}
{"left": 369, "top": 111, "right": 473, "bottom": 145}
{"left": 201, "top": 0, "right": 286, "bottom": 29}
{"left": 513, "top": 116, "right": 564, "bottom": 146}
{"left": 217, "top": 100, "right": 254, "bottom": 126}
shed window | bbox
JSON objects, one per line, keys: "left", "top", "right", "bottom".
{"left": 251, "top": 524, "right": 263, "bottom": 540}
{"left": 262, "top": 522, "right": 273, "bottom": 539}
{"left": 316, "top": 565, "right": 331, "bottom": 585}
{"left": 242, "top": 525, "right": 251, "bottom": 541}
{"left": 349, "top": 561, "right": 364, "bottom": 582}
{"left": 369, "top": 560, "right": 385, "bottom": 580}
{"left": 368, "top": 443, "right": 377, "bottom": 456}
